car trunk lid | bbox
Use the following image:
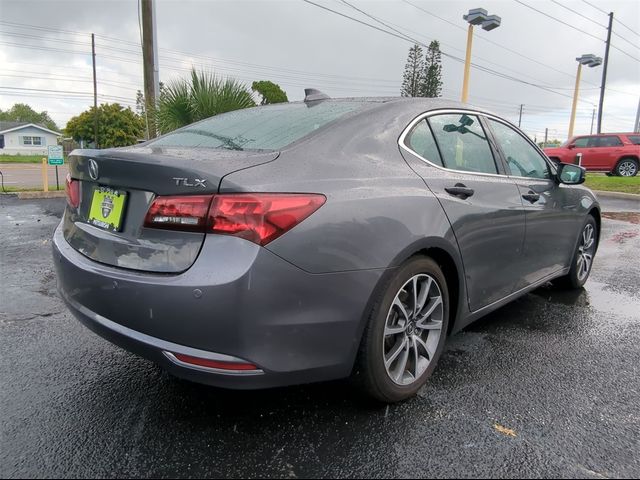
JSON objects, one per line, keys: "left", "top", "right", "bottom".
{"left": 62, "top": 146, "right": 279, "bottom": 273}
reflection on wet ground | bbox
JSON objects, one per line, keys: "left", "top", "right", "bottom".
{"left": 1, "top": 196, "right": 639, "bottom": 478}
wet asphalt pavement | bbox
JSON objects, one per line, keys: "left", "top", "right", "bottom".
{"left": 1, "top": 194, "right": 639, "bottom": 479}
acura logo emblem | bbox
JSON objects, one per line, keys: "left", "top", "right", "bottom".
{"left": 88, "top": 159, "right": 99, "bottom": 180}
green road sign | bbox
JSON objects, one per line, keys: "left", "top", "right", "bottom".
{"left": 48, "top": 145, "right": 64, "bottom": 166}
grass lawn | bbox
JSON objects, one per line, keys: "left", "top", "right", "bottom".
{"left": 1, "top": 185, "right": 63, "bottom": 193}
{"left": 585, "top": 175, "right": 640, "bottom": 195}
{"left": 0, "top": 154, "right": 47, "bottom": 164}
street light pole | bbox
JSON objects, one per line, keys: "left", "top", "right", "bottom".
{"left": 568, "top": 62, "right": 583, "bottom": 140}
{"left": 461, "top": 8, "right": 501, "bottom": 103}
{"left": 568, "top": 54, "right": 602, "bottom": 140}
{"left": 461, "top": 24, "right": 474, "bottom": 103}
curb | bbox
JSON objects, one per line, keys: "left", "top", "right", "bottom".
{"left": 593, "top": 190, "right": 640, "bottom": 201}
{"left": 16, "top": 191, "right": 66, "bottom": 199}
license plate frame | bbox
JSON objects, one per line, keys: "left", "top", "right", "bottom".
{"left": 88, "top": 186, "right": 128, "bottom": 232}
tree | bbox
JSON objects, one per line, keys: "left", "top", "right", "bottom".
{"left": 135, "top": 82, "right": 166, "bottom": 117}
{"left": 251, "top": 81, "right": 288, "bottom": 105}
{"left": 157, "top": 69, "right": 255, "bottom": 134}
{"left": 421, "top": 41, "right": 443, "bottom": 98}
{"left": 65, "top": 103, "right": 145, "bottom": 148}
{"left": 401, "top": 44, "right": 424, "bottom": 97}
{"left": 0, "top": 103, "right": 59, "bottom": 131}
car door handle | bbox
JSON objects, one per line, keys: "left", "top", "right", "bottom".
{"left": 445, "top": 184, "right": 475, "bottom": 199}
{"left": 522, "top": 191, "right": 540, "bottom": 203}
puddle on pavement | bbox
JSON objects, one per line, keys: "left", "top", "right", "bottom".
{"left": 581, "top": 280, "right": 640, "bottom": 321}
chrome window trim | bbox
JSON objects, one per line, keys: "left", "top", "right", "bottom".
{"left": 398, "top": 108, "right": 557, "bottom": 182}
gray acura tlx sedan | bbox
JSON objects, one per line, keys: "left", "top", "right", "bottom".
{"left": 54, "top": 90, "right": 600, "bottom": 403}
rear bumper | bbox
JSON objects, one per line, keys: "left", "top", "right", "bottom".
{"left": 53, "top": 223, "right": 386, "bottom": 389}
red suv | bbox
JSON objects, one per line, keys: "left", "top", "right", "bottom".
{"left": 544, "top": 133, "right": 640, "bottom": 177}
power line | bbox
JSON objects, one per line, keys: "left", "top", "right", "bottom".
{"left": 513, "top": 0, "right": 605, "bottom": 43}
{"left": 580, "top": 0, "right": 609, "bottom": 16}
{"left": 400, "top": 0, "right": 602, "bottom": 88}
{"left": 549, "top": 0, "right": 606, "bottom": 28}
{"left": 301, "top": 0, "right": 600, "bottom": 104}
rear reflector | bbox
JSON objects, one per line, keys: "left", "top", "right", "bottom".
{"left": 172, "top": 353, "right": 258, "bottom": 371}
{"left": 65, "top": 174, "right": 80, "bottom": 209}
{"left": 144, "top": 195, "right": 213, "bottom": 231}
{"left": 145, "top": 193, "right": 325, "bottom": 245}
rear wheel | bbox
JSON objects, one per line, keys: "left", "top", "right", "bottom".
{"left": 353, "top": 257, "right": 449, "bottom": 403}
{"left": 554, "top": 216, "right": 598, "bottom": 289}
{"left": 614, "top": 158, "right": 638, "bottom": 177}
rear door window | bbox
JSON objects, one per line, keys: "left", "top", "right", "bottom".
{"left": 404, "top": 119, "right": 444, "bottom": 167}
{"left": 149, "top": 101, "right": 369, "bottom": 151}
{"left": 427, "top": 114, "right": 498, "bottom": 174}
{"left": 596, "top": 136, "right": 623, "bottom": 147}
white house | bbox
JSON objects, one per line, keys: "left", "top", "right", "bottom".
{"left": 0, "top": 122, "right": 63, "bottom": 155}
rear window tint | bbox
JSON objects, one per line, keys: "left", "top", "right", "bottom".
{"left": 149, "top": 102, "right": 369, "bottom": 151}
{"left": 597, "top": 136, "right": 623, "bottom": 147}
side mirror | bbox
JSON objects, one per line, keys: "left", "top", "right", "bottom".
{"left": 567, "top": 143, "right": 576, "bottom": 149}
{"left": 557, "top": 163, "right": 586, "bottom": 185}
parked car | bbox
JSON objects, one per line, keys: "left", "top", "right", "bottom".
{"left": 544, "top": 133, "right": 640, "bottom": 176}
{"left": 54, "top": 92, "right": 600, "bottom": 403}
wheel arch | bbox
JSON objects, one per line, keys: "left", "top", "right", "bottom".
{"left": 588, "top": 206, "right": 602, "bottom": 249}
{"left": 365, "top": 237, "right": 466, "bottom": 338}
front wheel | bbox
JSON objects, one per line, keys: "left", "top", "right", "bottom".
{"left": 353, "top": 257, "right": 449, "bottom": 403}
{"left": 615, "top": 158, "right": 638, "bottom": 177}
{"left": 554, "top": 217, "right": 598, "bottom": 289}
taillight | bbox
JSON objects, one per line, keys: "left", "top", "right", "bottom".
{"left": 144, "top": 193, "right": 325, "bottom": 245}
{"left": 144, "top": 195, "right": 213, "bottom": 231}
{"left": 208, "top": 193, "right": 326, "bottom": 245}
{"left": 65, "top": 174, "right": 80, "bottom": 209}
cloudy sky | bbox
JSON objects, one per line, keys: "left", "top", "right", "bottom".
{"left": 0, "top": 0, "right": 638, "bottom": 141}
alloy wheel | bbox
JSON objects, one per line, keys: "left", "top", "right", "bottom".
{"left": 382, "top": 274, "right": 444, "bottom": 386}
{"left": 618, "top": 161, "right": 638, "bottom": 177}
{"left": 577, "top": 224, "right": 596, "bottom": 282}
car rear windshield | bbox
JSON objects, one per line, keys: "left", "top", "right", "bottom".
{"left": 148, "top": 101, "right": 369, "bottom": 151}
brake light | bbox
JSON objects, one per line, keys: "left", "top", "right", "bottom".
{"left": 144, "top": 195, "right": 213, "bottom": 231}
{"left": 208, "top": 193, "right": 326, "bottom": 246}
{"left": 144, "top": 193, "right": 325, "bottom": 245}
{"left": 65, "top": 174, "right": 80, "bottom": 209}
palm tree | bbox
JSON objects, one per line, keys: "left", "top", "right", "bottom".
{"left": 157, "top": 69, "right": 255, "bottom": 134}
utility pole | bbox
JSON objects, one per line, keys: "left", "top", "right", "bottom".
{"left": 590, "top": 107, "right": 596, "bottom": 134}
{"left": 634, "top": 97, "right": 640, "bottom": 133}
{"left": 518, "top": 104, "right": 524, "bottom": 128}
{"left": 597, "top": 12, "right": 614, "bottom": 134}
{"left": 91, "top": 33, "right": 98, "bottom": 148}
{"left": 141, "top": 0, "right": 159, "bottom": 138}
{"left": 544, "top": 128, "right": 548, "bottom": 148}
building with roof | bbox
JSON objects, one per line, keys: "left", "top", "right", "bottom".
{"left": 0, "top": 122, "right": 63, "bottom": 155}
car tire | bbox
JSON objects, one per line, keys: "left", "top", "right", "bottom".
{"left": 614, "top": 158, "right": 639, "bottom": 177}
{"left": 352, "top": 256, "right": 449, "bottom": 403}
{"left": 554, "top": 216, "right": 598, "bottom": 289}
{"left": 548, "top": 157, "right": 561, "bottom": 167}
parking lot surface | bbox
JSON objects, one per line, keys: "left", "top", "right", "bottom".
{"left": 1, "top": 194, "right": 639, "bottom": 479}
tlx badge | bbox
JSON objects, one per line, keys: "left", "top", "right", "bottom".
{"left": 173, "top": 177, "right": 207, "bottom": 187}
